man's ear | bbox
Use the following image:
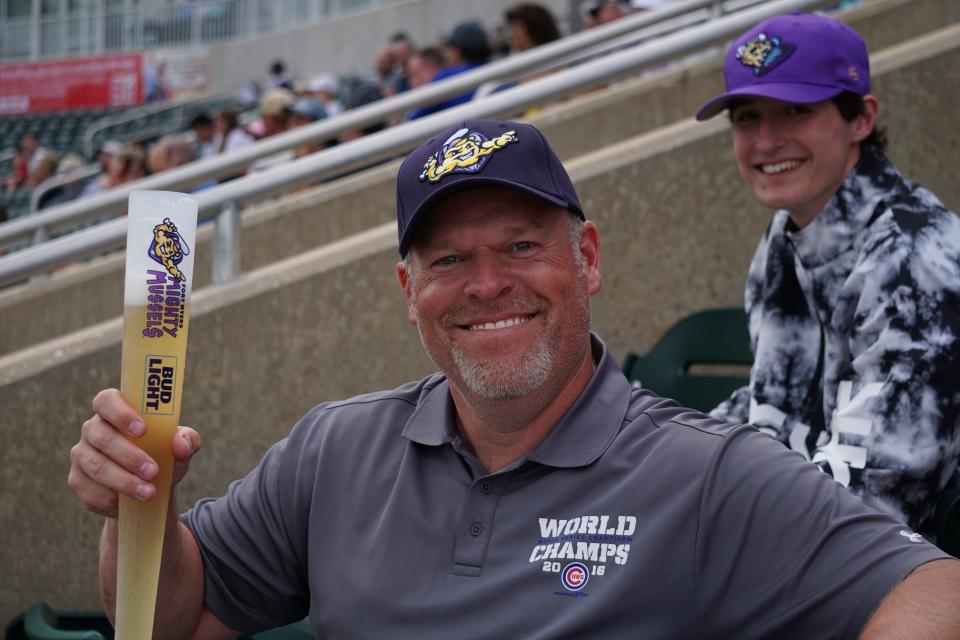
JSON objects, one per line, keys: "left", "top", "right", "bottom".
{"left": 850, "top": 94, "right": 879, "bottom": 144}
{"left": 579, "top": 220, "right": 602, "bottom": 295}
{"left": 396, "top": 260, "right": 418, "bottom": 326}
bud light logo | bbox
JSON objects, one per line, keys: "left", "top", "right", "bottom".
{"left": 560, "top": 562, "right": 589, "bottom": 592}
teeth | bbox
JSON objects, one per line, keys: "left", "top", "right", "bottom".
{"left": 761, "top": 160, "right": 801, "bottom": 175}
{"left": 470, "top": 316, "right": 529, "bottom": 331}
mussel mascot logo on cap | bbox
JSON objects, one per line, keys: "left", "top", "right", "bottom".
{"left": 148, "top": 217, "right": 191, "bottom": 282}
{"left": 419, "top": 127, "right": 519, "bottom": 183}
{"left": 736, "top": 32, "right": 795, "bottom": 76}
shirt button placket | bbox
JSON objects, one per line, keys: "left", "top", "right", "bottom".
{"left": 451, "top": 478, "right": 503, "bottom": 576}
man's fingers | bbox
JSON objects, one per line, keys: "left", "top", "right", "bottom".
{"left": 71, "top": 439, "right": 157, "bottom": 502}
{"left": 67, "top": 466, "right": 122, "bottom": 518}
{"left": 80, "top": 415, "right": 158, "bottom": 481}
{"left": 92, "top": 388, "right": 146, "bottom": 438}
{"left": 172, "top": 427, "right": 202, "bottom": 462}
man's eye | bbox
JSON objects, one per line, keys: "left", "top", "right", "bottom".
{"left": 786, "top": 105, "right": 810, "bottom": 116}
{"left": 732, "top": 110, "right": 758, "bottom": 124}
{"left": 512, "top": 241, "right": 534, "bottom": 252}
{"left": 432, "top": 255, "right": 459, "bottom": 267}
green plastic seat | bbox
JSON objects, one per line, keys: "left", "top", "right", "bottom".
{"left": 3, "top": 603, "right": 312, "bottom": 640}
{"left": 622, "top": 307, "right": 752, "bottom": 412}
{"left": 936, "top": 486, "right": 960, "bottom": 558}
{"left": 4, "top": 603, "right": 110, "bottom": 640}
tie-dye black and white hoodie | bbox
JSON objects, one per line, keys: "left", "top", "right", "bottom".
{"left": 711, "top": 150, "right": 960, "bottom": 530}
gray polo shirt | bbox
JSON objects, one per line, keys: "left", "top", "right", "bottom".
{"left": 184, "top": 336, "right": 948, "bottom": 638}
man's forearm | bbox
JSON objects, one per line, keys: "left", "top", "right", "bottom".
{"left": 98, "top": 500, "right": 206, "bottom": 639}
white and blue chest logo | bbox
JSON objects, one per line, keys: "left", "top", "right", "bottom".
{"left": 736, "top": 32, "right": 795, "bottom": 76}
{"left": 418, "top": 127, "right": 518, "bottom": 183}
{"left": 529, "top": 514, "right": 636, "bottom": 597}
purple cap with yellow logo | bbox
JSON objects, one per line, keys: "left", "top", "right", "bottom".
{"left": 695, "top": 12, "right": 870, "bottom": 121}
{"left": 396, "top": 119, "right": 583, "bottom": 257}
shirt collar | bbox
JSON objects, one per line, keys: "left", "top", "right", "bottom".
{"left": 401, "top": 333, "right": 631, "bottom": 468}
{"left": 784, "top": 151, "right": 897, "bottom": 268}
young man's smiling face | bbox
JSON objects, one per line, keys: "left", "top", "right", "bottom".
{"left": 397, "top": 186, "right": 601, "bottom": 404}
{"left": 730, "top": 96, "right": 876, "bottom": 228}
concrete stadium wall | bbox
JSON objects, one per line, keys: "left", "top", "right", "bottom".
{"left": 206, "top": 0, "right": 572, "bottom": 92}
{"left": 2, "top": 0, "right": 954, "bottom": 358}
{"left": 1, "top": 23, "right": 958, "bottom": 621}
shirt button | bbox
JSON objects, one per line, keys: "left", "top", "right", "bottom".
{"left": 480, "top": 482, "right": 493, "bottom": 494}
{"left": 470, "top": 522, "right": 484, "bottom": 536}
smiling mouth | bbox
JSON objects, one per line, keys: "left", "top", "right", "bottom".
{"left": 759, "top": 159, "right": 803, "bottom": 175}
{"left": 463, "top": 314, "right": 534, "bottom": 331}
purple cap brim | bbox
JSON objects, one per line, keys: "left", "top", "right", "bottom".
{"left": 398, "top": 177, "right": 579, "bottom": 256}
{"left": 695, "top": 82, "right": 846, "bottom": 121}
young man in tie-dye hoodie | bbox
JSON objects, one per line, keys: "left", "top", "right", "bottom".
{"left": 697, "top": 13, "right": 960, "bottom": 532}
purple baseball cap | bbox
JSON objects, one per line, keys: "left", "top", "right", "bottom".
{"left": 696, "top": 12, "right": 870, "bottom": 121}
{"left": 396, "top": 119, "right": 583, "bottom": 257}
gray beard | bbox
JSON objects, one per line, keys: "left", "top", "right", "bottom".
{"left": 416, "top": 323, "right": 555, "bottom": 401}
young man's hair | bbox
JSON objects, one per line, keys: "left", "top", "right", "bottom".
{"left": 830, "top": 91, "right": 888, "bottom": 154}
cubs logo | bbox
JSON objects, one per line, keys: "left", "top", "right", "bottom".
{"left": 148, "top": 217, "right": 190, "bottom": 282}
{"left": 560, "top": 562, "right": 590, "bottom": 592}
{"left": 419, "top": 128, "right": 519, "bottom": 183}
{"left": 736, "top": 32, "right": 795, "bottom": 76}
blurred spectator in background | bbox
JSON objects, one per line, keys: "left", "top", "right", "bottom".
{"left": 37, "top": 154, "right": 89, "bottom": 210}
{"left": 305, "top": 73, "right": 344, "bottom": 117}
{"left": 144, "top": 60, "right": 170, "bottom": 103}
{"left": 26, "top": 153, "right": 59, "bottom": 188}
{"left": 268, "top": 60, "right": 295, "bottom": 91}
{"left": 582, "top": 0, "right": 632, "bottom": 27}
{"left": 20, "top": 134, "right": 49, "bottom": 174}
{"left": 249, "top": 89, "right": 298, "bottom": 172}
{"left": 256, "top": 88, "right": 296, "bottom": 139}
{"left": 505, "top": 3, "right": 561, "bottom": 52}
{"left": 214, "top": 108, "right": 255, "bottom": 154}
{"left": 340, "top": 81, "right": 386, "bottom": 142}
{"left": 189, "top": 113, "right": 218, "bottom": 158}
{"left": 4, "top": 152, "right": 28, "bottom": 192}
{"left": 289, "top": 98, "right": 330, "bottom": 158}
{"left": 148, "top": 137, "right": 196, "bottom": 174}
{"left": 408, "top": 21, "right": 492, "bottom": 120}
{"left": 406, "top": 47, "right": 446, "bottom": 89}
{"left": 373, "top": 46, "right": 401, "bottom": 97}
{"left": 386, "top": 32, "right": 414, "bottom": 95}
{"left": 106, "top": 145, "right": 149, "bottom": 188}
{"left": 80, "top": 140, "right": 123, "bottom": 197}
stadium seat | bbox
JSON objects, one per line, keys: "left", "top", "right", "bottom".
{"left": 936, "top": 486, "right": 960, "bottom": 558}
{"left": 3, "top": 603, "right": 313, "bottom": 639}
{"left": 622, "top": 307, "right": 752, "bottom": 412}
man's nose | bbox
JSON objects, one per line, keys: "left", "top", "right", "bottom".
{"left": 463, "top": 252, "right": 514, "bottom": 300}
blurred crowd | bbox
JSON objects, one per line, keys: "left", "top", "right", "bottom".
{"left": 1, "top": 0, "right": 650, "bottom": 218}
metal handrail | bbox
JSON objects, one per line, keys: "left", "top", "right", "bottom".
{"left": 0, "top": 0, "right": 835, "bottom": 287}
{"left": 0, "top": 0, "right": 740, "bottom": 251}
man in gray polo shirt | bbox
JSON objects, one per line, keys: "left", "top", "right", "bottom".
{"left": 69, "top": 119, "right": 960, "bottom": 638}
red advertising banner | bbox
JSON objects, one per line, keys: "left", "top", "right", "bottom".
{"left": 0, "top": 53, "right": 144, "bottom": 115}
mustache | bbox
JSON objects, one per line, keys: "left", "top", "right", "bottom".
{"left": 443, "top": 295, "right": 545, "bottom": 326}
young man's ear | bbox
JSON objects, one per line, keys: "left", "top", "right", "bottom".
{"left": 396, "top": 261, "right": 418, "bottom": 326}
{"left": 851, "top": 95, "right": 879, "bottom": 144}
